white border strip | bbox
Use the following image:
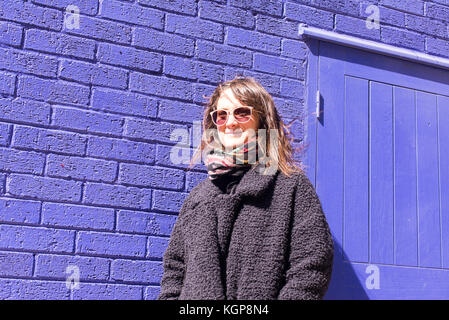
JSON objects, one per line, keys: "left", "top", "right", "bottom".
{"left": 298, "top": 24, "right": 449, "bottom": 71}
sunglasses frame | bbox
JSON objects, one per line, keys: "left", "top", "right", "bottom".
{"left": 210, "top": 106, "right": 258, "bottom": 126}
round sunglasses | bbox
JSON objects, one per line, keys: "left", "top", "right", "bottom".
{"left": 210, "top": 106, "right": 257, "bottom": 126}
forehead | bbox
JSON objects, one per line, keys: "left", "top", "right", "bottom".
{"left": 216, "top": 88, "right": 244, "bottom": 110}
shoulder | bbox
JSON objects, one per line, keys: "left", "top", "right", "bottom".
{"left": 277, "top": 169, "right": 314, "bottom": 192}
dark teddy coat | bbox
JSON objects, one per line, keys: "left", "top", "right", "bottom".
{"left": 157, "top": 164, "right": 334, "bottom": 300}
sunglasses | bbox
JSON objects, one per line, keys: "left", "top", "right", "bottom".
{"left": 210, "top": 106, "right": 257, "bottom": 126}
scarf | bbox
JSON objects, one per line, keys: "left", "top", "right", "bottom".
{"left": 204, "top": 135, "right": 261, "bottom": 180}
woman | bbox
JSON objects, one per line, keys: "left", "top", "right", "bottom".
{"left": 158, "top": 76, "right": 334, "bottom": 300}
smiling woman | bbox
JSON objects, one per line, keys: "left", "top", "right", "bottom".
{"left": 158, "top": 76, "right": 334, "bottom": 300}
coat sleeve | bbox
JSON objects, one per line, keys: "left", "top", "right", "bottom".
{"left": 277, "top": 172, "right": 334, "bottom": 300}
{"left": 157, "top": 196, "right": 191, "bottom": 300}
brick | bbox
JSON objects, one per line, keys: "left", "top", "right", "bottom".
{"left": 76, "top": 231, "right": 147, "bottom": 258}
{"left": 123, "top": 117, "right": 189, "bottom": 145}
{"left": 0, "top": 252, "right": 33, "bottom": 277}
{"left": 166, "top": 13, "right": 223, "bottom": 42}
{"left": 118, "top": 164, "right": 184, "bottom": 190}
{"left": 285, "top": 2, "right": 334, "bottom": 30}
{"left": 0, "top": 279, "right": 70, "bottom": 299}
{"left": 0, "top": 47, "right": 58, "bottom": 77}
{"left": 307, "top": 0, "right": 360, "bottom": 16}
{"left": 147, "top": 236, "right": 169, "bottom": 259}
{"left": 199, "top": 1, "right": 254, "bottom": 28}
{"left": 0, "top": 147, "right": 45, "bottom": 174}
{"left": 87, "top": 135, "right": 155, "bottom": 164}
{"left": 227, "top": 27, "right": 281, "bottom": 54}
{"left": 253, "top": 53, "right": 305, "bottom": 79}
{"left": 0, "top": 72, "right": 15, "bottom": 96}
{"left": 193, "top": 82, "right": 216, "bottom": 104}
{"left": 155, "top": 145, "right": 200, "bottom": 170}
{"left": 381, "top": 26, "right": 424, "bottom": 51}
{"left": 97, "top": 43, "right": 162, "bottom": 73}
{"left": 52, "top": 106, "right": 124, "bottom": 136}
{"left": 92, "top": 88, "right": 158, "bottom": 118}
{"left": 35, "top": 254, "right": 109, "bottom": 281}
{"left": 0, "top": 97, "right": 50, "bottom": 125}
{"left": 144, "top": 286, "right": 161, "bottom": 300}
{"left": 426, "top": 37, "right": 449, "bottom": 58}
{"left": 46, "top": 153, "right": 117, "bottom": 183}
{"left": 335, "top": 14, "right": 381, "bottom": 41}
{"left": 274, "top": 97, "right": 304, "bottom": 119}
{"left": 111, "top": 259, "right": 163, "bottom": 283}
{"left": 64, "top": 16, "right": 132, "bottom": 45}
{"left": 0, "top": 173, "right": 5, "bottom": 195}
{"left": 0, "top": 0, "right": 63, "bottom": 31}
{"left": 0, "top": 198, "right": 40, "bottom": 224}
{"left": 100, "top": 0, "right": 164, "bottom": 28}
{"left": 426, "top": 2, "right": 449, "bottom": 22}
{"left": 224, "top": 68, "right": 281, "bottom": 95}
{"left": 158, "top": 99, "right": 204, "bottom": 123}
{"left": 17, "top": 76, "right": 90, "bottom": 106}
{"left": 229, "top": 0, "right": 283, "bottom": 17}
{"left": 281, "top": 79, "right": 305, "bottom": 99}
{"left": 0, "top": 225, "right": 75, "bottom": 253}
{"left": 256, "top": 15, "right": 301, "bottom": 40}
{"left": 24, "top": 29, "right": 96, "bottom": 60}
{"left": 32, "top": 0, "right": 99, "bottom": 16}
{"left": 12, "top": 125, "right": 87, "bottom": 156}
{"left": 186, "top": 171, "right": 208, "bottom": 191}
{"left": 83, "top": 182, "right": 152, "bottom": 210}
{"left": 59, "top": 60, "right": 128, "bottom": 89}
{"left": 138, "top": 0, "right": 196, "bottom": 16}
{"left": 360, "top": 3, "right": 405, "bottom": 28}
{"left": 42, "top": 202, "right": 115, "bottom": 231}
{"left": 0, "top": 22, "right": 22, "bottom": 47}
{"left": 196, "top": 40, "right": 252, "bottom": 68}
{"left": 7, "top": 174, "right": 83, "bottom": 202}
{"left": 163, "top": 56, "right": 224, "bottom": 83}
{"left": 117, "top": 210, "right": 177, "bottom": 236}
{"left": 152, "top": 190, "right": 188, "bottom": 213}
{"left": 380, "top": 0, "right": 424, "bottom": 15}
{"left": 405, "top": 14, "right": 447, "bottom": 38}
{"left": 133, "top": 27, "right": 195, "bottom": 57}
{"left": 196, "top": 61, "right": 225, "bottom": 84}
{"left": 130, "top": 72, "right": 193, "bottom": 101}
{"left": 0, "top": 123, "right": 10, "bottom": 146}
{"left": 71, "top": 283, "right": 142, "bottom": 300}
{"left": 281, "top": 39, "right": 308, "bottom": 60}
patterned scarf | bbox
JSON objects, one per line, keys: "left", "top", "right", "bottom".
{"left": 204, "top": 135, "right": 261, "bottom": 180}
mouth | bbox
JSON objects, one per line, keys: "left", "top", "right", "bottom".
{"left": 224, "top": 129, "right": 243, "bottom": 136}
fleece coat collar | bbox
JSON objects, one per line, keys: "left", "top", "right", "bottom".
{"left": 158, "top": 163, "right": 334, "bottom": 300}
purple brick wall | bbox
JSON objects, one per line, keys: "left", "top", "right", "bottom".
{"left": 0, "top": 0, "right": 448, "bottom": 300}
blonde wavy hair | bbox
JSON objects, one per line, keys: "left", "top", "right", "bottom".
{"left": 189, "top": 76, "right": 306, "bottom": 177}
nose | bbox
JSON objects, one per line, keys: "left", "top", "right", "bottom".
{"left": 226, "top": 112, "right": 239, "bottom": 127}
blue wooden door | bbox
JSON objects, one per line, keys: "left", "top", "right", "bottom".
{"left": 305, "top": 40, "right": 449, "bottom": 299}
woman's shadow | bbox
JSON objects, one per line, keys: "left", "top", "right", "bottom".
{"left": 324, "top": 239, "right": 370, "bottom": 300}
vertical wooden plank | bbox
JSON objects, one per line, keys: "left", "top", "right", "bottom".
{"left": 370, "top": 81, "right": 394, "bottom": 264}
{"left": 304, "top": 38, "right": 319, "bottom": 187}
{"left": 394, "top": 86, "right": 418, "bottom": 266}
{"left": 438, "top": 95, "right": 449, "bottom": 269}
{"left": 318, "top": 41, "right": 348, "bottom": 300}
{"left": 317, "top": 41, "right": 345, "bottom": 248}
{"left": 343, "top": 76, "right": 369, "bottom": 263}
{"left": 416, "top": 91, "right": 441, "bottom": 268}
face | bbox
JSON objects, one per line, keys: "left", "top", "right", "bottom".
{"left": 214, "top": 88, "right": 259, "bottom": 149}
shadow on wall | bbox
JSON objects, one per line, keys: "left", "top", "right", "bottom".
{"left": 324, "top": 239, "right": 369, "bottom": 300}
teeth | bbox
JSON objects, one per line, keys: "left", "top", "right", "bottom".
{"left": 225, "top": 129, "right": 243, "bottom": 134}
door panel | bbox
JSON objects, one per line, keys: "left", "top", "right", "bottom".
{"left": 311, "top": 40, "right": 449, "bottom": 299}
